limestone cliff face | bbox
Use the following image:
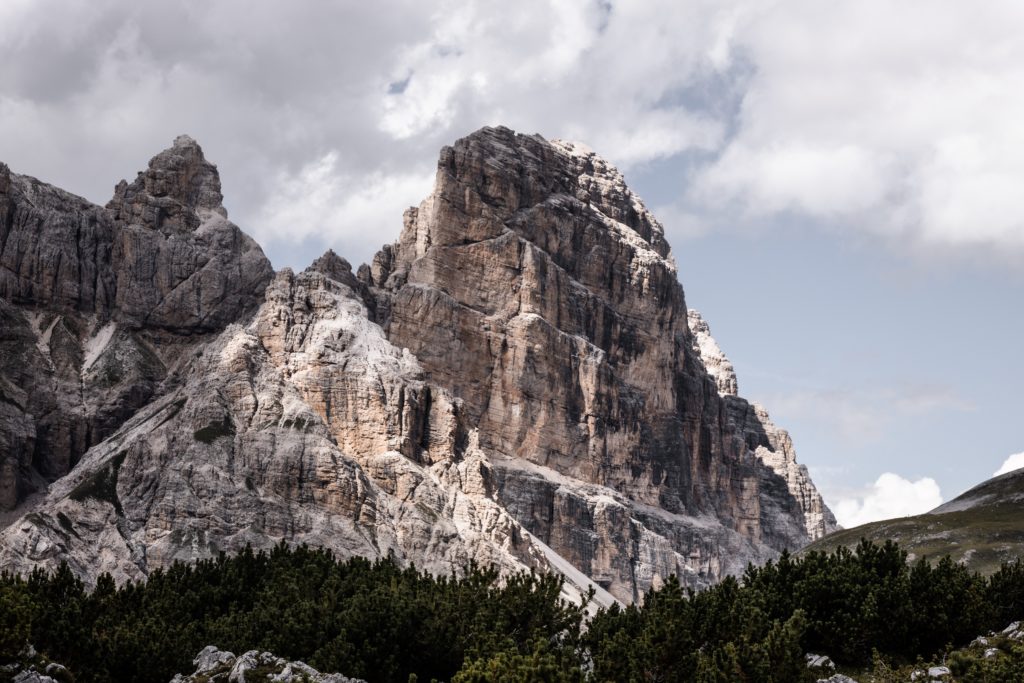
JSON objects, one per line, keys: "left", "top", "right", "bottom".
{"left": 0, "top": 127, "right": 834, "bottom": 604}
{"left": 0, "top": 139, "right": 273, "bottom": 511}
{"left": 0, "top": 262, "right": 546, "bottom": 593}
{"left": 359, "top": 128, "right": 835, "bottom": 599}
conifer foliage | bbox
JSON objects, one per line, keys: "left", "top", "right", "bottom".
{"left": 0, "top": 540, "right": 1022, "bottom": 682}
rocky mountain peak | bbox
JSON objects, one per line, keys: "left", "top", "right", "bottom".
{"left": 360, "top": 126, "right": 836, "bottom": 598}
{"left": 108, "top": 134, "right": 226, "bottom": 234}
{"left": 0, "top": 138, "right": 272, "bottom": 510}
{"left": 549, "top": 137, "right": 673, "bottom": 262}
{"left": 1, "top": 126, "right": 834, "bottom": 605}
{"left": 308, "top": 249, "right": 354, "bottom": 281}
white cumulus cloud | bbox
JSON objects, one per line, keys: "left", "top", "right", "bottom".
{"left": 254, "top": 150, "right": 434, "bottom": 258}
{"left": 994, "top": 452, "right": 1024, "bottom": 477}
{"left": 3, "top": 1, "right": 1024, "bottom": 267}
{"left": 687, "top": 1, "right": 1024, "bottom": 254}
{"left": 832, "top": 473, "right": 943, "bottom": 529}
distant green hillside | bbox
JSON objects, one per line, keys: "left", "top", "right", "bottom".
{"left": 805, "top": 468, "right": 1024, "bottom": 574}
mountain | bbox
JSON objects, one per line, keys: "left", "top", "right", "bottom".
{"left": 0, "top": 136, "right": 272, "bottom": 511}
{"left": 0, "top": 126, "right": 835, "bottom": 603}
{"left": 804, "top": 468, "right": 1024, "bottom": 574}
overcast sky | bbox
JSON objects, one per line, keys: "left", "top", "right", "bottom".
{"left": 2, "top": 0, "right": 1022, "bottom": 527}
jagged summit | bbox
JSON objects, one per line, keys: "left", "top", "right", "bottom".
{"left": 108, "top": 134, "right": 227, "bottom": 233}
{"left": 0, "top": 138, "right": 272, "bottom": 508}
{"left": 1, "top": 127, "right": 834, "bottom": 604}
{"left": 362, "top": 125, "right": 835, "bottom": 598}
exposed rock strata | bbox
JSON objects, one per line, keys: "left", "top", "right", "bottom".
{"left": 0, "top": 127, "right": 834, "bottom": 603}
{"left": 687, "top": 310, "right": 738, "bottom": 396}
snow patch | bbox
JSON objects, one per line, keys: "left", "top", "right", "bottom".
{"left": 23, "top": 311, "right": 60, "bottom": 360}
{"left": 82, "top": 322, "right": 117, "bottom": 372}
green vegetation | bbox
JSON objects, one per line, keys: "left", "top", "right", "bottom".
{"left": 806, "top": 503, "right": 1024, "bottom": 576}
{"left": 0, "top": 540, "right": 1021, "bottom": 682}
{"left": 805, "top": 470, "right": 1024, "bottom": 576}
{"left": 0, "top": 545, "right": 586, "bottom": 683}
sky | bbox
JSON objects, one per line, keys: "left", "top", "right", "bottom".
{"left": 1, "top": 0, "right": 1022, "bottom": 528}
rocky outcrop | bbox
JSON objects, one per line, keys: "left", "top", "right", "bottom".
{"left": 0, "top": 127, "right": 833, "bottom": 604}
{"left": 0, "top": 138, "right": 273, "bottom": 510}
{"left": 0, "top": 262, "right": 557, "bottom": 591}
{"left": 0, "top": 644, "right": 70, "bottom": 683}
{"left": 170, "top": 646, "right": 364, "bottom": 683}
{"left": 105, "top": 135, "right": 272, "bottom": 333}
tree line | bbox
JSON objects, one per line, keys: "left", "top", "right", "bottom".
{"left": 1, "top": 539, "right": 1022, "bottom": 682}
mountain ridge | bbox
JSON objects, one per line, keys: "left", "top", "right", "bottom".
{"left": 805, "top": 467, "right": 1024, "bottom": 574}
{"left": 0, "top": 126, "right": 835, "bottom": 602}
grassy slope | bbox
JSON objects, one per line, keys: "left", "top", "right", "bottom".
{"left": 804, "top": 469, "right": 1024, "bottom": 575}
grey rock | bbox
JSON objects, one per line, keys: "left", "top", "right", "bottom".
{"left": 106, "top": 135, "right": 273, "bottom": 332}
{"left": 0, "top": 136, "right": 273, "bottom": 510}
{"left": 194, "top": 645, "right": 236, "bottom": 673}
{"left": 805, "top": 653, "right": 835, "bottom": 671}
{"left": 171, "top": 646, "right": 363, "bottom": 683}
{"left": 692, "top": 310, "right": 838, "bottom": 540}
{"left": 688, "top": 310, "right": 738, "bottom": 396}
{"left": 816, "top": 675, "right": 858, "bottom": 683}
{"left": 364, "top": 126, "right": 836, "bottom": 598}
{"left": 12, "top": 671, "right": 58, "bottom": 683}
{"left": 911, "top": 666, "right": 951, "bottom": 681}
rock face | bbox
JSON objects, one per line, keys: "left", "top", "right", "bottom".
{"left": 0, "top": 138, "right": 273, "bottom": 510}
{"left": 361, "top": 129, "right": 836, "bottom": 597}
{"left": 0, "top": 127, "right": 834, "bottom": 603}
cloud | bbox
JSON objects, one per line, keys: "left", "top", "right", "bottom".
{"left": 832, "top": 473, "right": 943, "bottom": 528}
{"left": 0, "top": 0, "right": 735, "bottom": 268}
{"left": 2, "top": 1, "right": 1024, "bottom": 269}
{"left": 994, "top": 452, "right": 1024, "bottom": 477}
{"left": 254, "top": 151, "right": 434, "bottom": 262}
{"left": 687, "top": 1, "right": 1024, "bottom": 254}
